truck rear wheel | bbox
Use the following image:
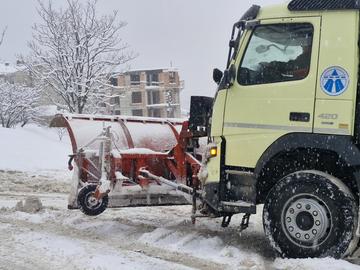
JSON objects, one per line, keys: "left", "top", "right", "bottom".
{"left": 263, "top": 170, "right": 358, "bottom": 258}
{"left": 77, "top": 185, "right": 109, "bottom": 216}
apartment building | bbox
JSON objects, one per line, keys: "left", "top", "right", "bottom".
{"left": 0, "top": 61, "right": 33, "bottom": 87}
{"left": 107, "top": 68, "right": 183, "bottom": 118}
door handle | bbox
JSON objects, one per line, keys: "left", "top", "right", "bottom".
{"left": 289, "top": 112, "right": 310, "bottom": 122}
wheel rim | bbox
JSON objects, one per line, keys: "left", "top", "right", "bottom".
{"left": 281, "top": 195, "right": 332, "bottom": 248}
{"left": 84, "top": 191, "right": 102, "bottom": 209}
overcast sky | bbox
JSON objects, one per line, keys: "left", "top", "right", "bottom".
{"left": 0, "top": 0, "right": 281, "bottom": 109}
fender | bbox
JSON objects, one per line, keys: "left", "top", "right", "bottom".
{"left": 254, "top": 133, "right": 360, "bottom": 191}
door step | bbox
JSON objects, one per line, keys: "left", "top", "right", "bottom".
{"left": 220, "top": 200, "right": 256, "bottom": 214}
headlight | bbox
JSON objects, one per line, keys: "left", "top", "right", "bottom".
{"left": 203, "top": 143, "right": 218, "bottom": 162}
{"left": 209, "top": 146, "right": 217, "bottom": 157}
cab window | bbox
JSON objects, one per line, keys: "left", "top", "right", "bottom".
{"left": 238, "top": 23, "right": 314, "bottom": 85}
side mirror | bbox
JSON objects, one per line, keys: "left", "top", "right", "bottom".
{"left": 189, "top": 96, "right": 214, "bottom": 137}
{"left": 213, "top": 68, "right": 223, "bottom": 84}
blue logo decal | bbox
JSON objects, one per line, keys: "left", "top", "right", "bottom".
{"left": 320, "top": 66, "right": 349, "bottom": 96}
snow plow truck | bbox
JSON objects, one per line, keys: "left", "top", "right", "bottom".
{"left": 52, "top": 0, "right": 360, "bottom": 259}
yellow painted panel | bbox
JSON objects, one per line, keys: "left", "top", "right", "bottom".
{"left": 223, "top": 16, "right": 321, "bottom": 168}
{"left": 205, "top": 137, "right": 222, "bottom": 184}
{"left": 314, "top": 99, "right": 354, "bottom": 135}
{"left": 316, "top": 12, "right": 359, "bottom": 101}
{"left": 225, "top": 132, "right": 287, "bottom": 168}
{"left": 210, "top": 90, "right": 227, "bottom": 137}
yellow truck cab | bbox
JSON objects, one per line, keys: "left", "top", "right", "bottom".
{"left": 192, "top": 0, "right": 360, "bottom": 259}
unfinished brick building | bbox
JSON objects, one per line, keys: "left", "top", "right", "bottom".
{"left": 108, "top": 68, "right": 183, "bottom": 118}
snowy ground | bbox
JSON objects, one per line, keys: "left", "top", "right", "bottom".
{"left": 1, "top": 125, "right": 360, "bottom": 269}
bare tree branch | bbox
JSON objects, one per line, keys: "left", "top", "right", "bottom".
{"left": 0, "top": 80, "right": 40, "bottom": 128}
{"left": 0, "top": 26, "right": 7, "bottom": 47}
{"left": 24, "top": 0, "right": 136, "bottom": 114}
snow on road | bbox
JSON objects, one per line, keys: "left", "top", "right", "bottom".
{"left": 1, "top": 125, "right": 360, "bottom": 269}
{"left": 0, "top": 171, "right": 359, "bottom": 270}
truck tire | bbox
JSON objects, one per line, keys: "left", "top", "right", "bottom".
{"left": 263, "top": 170, "right": 358, "bottom": 258}
{"left": 77, "top": 185, "right": 109, "bottom": 216}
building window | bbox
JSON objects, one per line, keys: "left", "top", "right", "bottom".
{"left": 110, "top": 96, "right": 120, "bottom": 105}
{"left": 99, "top": 102, "right": 106, "bottom": 108}
{"left": 114, "top": 110, "right": 121, "bottom": 115}
{"left": 165, "top": 89, "right": 176, "bottom": 104}
{"left": 132, "top": 109, "right": 143, "bottom": 116}
{"left": 110, "top": 77, "right": 118, "bottom": 86}
{"left": 169, "top": 72, "right": 176, "bottom": 83}
{"left": 147, "top": 90, "right": 161, "bottom": 105}
{"left": 148, "top": 108, "right": 161, "bottom": 118}
{"left": 146, "top": 72, "right": 159, "bottom": 86}
{"left": 132, "top": 92, "right": 142, "bottom": 103}
{"left": 130, "top": 74, "right": 140, "bottom": 85}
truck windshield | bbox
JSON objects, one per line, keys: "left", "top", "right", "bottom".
{"left": 238, "top": 23, "right": 314, "bottom": 85}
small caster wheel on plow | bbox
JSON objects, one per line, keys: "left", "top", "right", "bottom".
{"left": 77, "top": 185, "right": 109, "bottom": 216}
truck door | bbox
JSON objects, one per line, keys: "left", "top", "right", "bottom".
{"left": 222, "top": 17, "right": 321, "bottom": 168}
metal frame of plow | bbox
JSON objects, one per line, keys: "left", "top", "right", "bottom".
{"left": 51, "top": 114, "right": 202, "bottom": 209}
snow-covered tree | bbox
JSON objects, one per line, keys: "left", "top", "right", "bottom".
{"left": 0, "top": 81, "right": 40, "bottom": 128}
{"left": 25, "top": 0, "right": 134, "bottom": 114}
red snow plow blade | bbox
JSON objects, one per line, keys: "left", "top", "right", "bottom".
{"left": 50, "top": 113, "right": 203, "bottom": 213}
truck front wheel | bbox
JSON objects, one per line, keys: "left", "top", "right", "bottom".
{"left": 263, "top": 170, "right": 358, "bottom": 258}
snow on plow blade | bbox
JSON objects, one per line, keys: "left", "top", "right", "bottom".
{"left": 50, "top": 113, "right": 202, "bottom": 213}
{"left": 50, "top": 113, "right": 185, "bottom": 154}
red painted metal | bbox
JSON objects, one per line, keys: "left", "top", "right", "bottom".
{"left": 117, "top": 118, "right": 135, "bottom": 149}
{"left": 51, "top": 114, "right": 202, "bottom": 193}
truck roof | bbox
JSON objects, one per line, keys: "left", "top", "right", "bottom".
{"left": 288, "top": 0, "right": 360, "bottom": 11}
{"left": 257, "top": 0, "right": 359, "bottom": 21}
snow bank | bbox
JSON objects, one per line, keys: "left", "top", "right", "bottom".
{"left": 15, "top": 196, "right": 43, "bottom": 213}
{"left": 0, "top": 124, "right": 71, "bottom": 171}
